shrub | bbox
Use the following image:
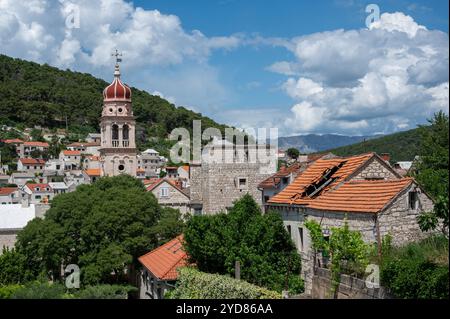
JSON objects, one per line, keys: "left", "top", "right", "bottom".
{"left": 380, "top": 235, "right": 449, "bottom": 299}
{"left": 168, "top": 267, "right": 281, "bottom": 299}
{"left": 71, "top": 284, "right": 136, "bottom": 299}
{"left": 10, "top": 281, "right": 66, "bottom": 299}
{"left": 0, "top": 285, "right": 23, "bottom": 299}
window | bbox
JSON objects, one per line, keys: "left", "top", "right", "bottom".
{"left": 264, "top": 196, "right": 270, "bottom": 203}
{"left": 118, "top": 164, "right": 125, "bottom": 171}
{"left": 160, "top": 187, "right": 169, "bottom": 198}
{"left": 237, "top": 177, "right": 247, "bottom": 190}
{"left": 194, "top": 208, "right": 202, "bottom": 216}
{"left": 409, "top": 191, "right": 418, "bottom": 210}
{"left": 298, "top": 227, "right": 304, "bottom": 252}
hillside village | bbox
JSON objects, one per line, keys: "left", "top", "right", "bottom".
{"left": 0, "top": 58, "right": 447, "bottom": 300}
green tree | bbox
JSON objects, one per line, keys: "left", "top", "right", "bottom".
{"left": 0, "top": 248, "right": 35, "bottom": 285}
{"left": 286, "top": 148, "right": 300, "bottom": 160}
{"left": 15, "top": 175, "right": 184, "bottom": 285}
{"left": 414, "top": 112, "right": 449, "bottom": 236}
{"left": 415, "top": 111, "right": 449, "bottom": 198}
{"left": 183, "top": 194, "right": 303, "bottom": 294}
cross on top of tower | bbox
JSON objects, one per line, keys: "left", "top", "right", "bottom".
{"left": 112, "top": 49, "right": 122, "bottom": 64}
{"left": 111, "top": 49, "right": 123, "bottom": 77}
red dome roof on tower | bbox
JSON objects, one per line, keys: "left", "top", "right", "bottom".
{"left": 103, "top": 64, "right": 132, "bottom": 101}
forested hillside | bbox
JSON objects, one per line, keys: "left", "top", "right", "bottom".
{"left": 324, "top": 127, "right": 425, "bottom": 163}
{"left": 0, "top": 54, "right": 227, "bottom": 147}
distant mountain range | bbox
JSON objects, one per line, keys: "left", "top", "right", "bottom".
{"left": 278, "top": 134, "right": 382, "bottom": 153}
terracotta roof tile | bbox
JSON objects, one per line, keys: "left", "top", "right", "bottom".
{"left": 26, "top": 183, "right": 52, "bottom": 193}
{"left": 308, "top": 178, "right": 414, "bottom": 213}
{"left": 63, "top": 150, "right": 81, "bottom": 156}
{"left": 0, "top": 187, "right": 18, "bottom": 196}
{"left": 84, "top": 169, "right": 101, "bottom": 176}
{"left": 268, "top": 153, "right": 374, "bottom": 205}
{"left": 23, "top": 141, "right": 49, "bottom": 147}
{"left": 138, "top": 235, "right": 187, "bottom": 280}
{"left": 19, "top": 158, "right": 46, "bottom": 165}
{"left": 258, "top": 162, "right": 304, "bottom": 189}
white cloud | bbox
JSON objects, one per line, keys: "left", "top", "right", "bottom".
{"left": 369, "top": 12, "right": 427, "bottom": 38}
{"left": 0, "top": 0, "right": 241, "bottom": 113}
{"left": 268, "top": 12, "right": 449, "bottom": 135}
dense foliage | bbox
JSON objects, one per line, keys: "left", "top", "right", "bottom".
{"left": 0, "top": 281, "right": 135, "bottom": 299}
{"left": 13, "top": 175, "right": 184, "bottom": 285}
{"left": 0, "top": 54, "right": 227, "bottom": 154}
{"left": 286, "top": 148, "right": 300, "bottom": 160}
{"left": 380, "top": 235, "right": 449, "bottom": 299}
{"left": 183, "top": 194, "right": 303, "bottom": 294}
{"left": 304, "top": 219, "right": 371, "bottom": 296}
{"left": 167, "top": 267, "right": 281, "bottom": 299}
{"left": 324, "top": 127, "right": 424, "bottom": 163}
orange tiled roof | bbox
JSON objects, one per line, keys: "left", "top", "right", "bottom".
{"left": 308, "top": 178, "right": 414, "bottom": 213}
{"left": 26, "top": 183, "right": 52, "bottom": 193}
{"left": 180, "top": 165, "right": 189, "bottom": 172}
{"left": 19, "top": 158, "right": 46, "bottom": 165}
{"left": 84, "top": 169, "right": 101, "bottom": 176}
{"left": 259, "top": 162, "right": 304, "bottom": 189}
{"left": 24, "top": 141, "right": 49, "bottom": 147}
{"left": 2, "top": 139, "right": 24, "bottom": 144}
{"left": 87, "top": 155, "right": 100, "bottom": 161}
{"left": 0, "top": 187, "right": 18, "bottom": 195}
{"left": 63, "top": 150, "right": 81, "bottom": 156}
{"left": 138, "top": 235, "right": 187, "bottom": 280}
{"left": 268, "top": 153, "right": 374, "bottom": 205}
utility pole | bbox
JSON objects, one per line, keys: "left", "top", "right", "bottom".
{"left": 235, "top": 260, "right": 240, "bottom": 280}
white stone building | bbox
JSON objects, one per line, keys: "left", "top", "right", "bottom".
{"left": 146, "top": 178, "right": 191, "bottom": 216}
{"left": 17, "top": 158, "right": 46, "bottom": 174}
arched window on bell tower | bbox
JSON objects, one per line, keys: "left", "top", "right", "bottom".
{"left": 112, "top": 124, "right": 119, "bottom": 147}
{"left": 123, "top": 125, "right": 129, "bottom": 147}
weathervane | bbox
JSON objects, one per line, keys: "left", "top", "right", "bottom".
{"left": 112, "top": 49, "right": 122, "bottom": 65}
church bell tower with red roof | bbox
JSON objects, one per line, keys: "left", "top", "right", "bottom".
{"left": 99, "top": 50, "right": 137, "bottom": 177}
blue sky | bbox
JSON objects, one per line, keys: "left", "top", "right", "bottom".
{"left": 0, "top": 0, "right": 448, "bottom": 136}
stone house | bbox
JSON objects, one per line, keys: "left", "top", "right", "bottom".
{"left": 48, "top": 182, "right": 69, "bottom": 195}
{"left": 138, "top": 235, "right": 187, "bottom": 299}
{"left": 265, "top": 152, "right": 434, "bottom": 295}
{"left": 17, "top": 158, "right": 46, "bottom": 174}
{"left": 82, "top": 168, "right": 101, "bottom": 184}
{"left": 146, "top": 178, "right": 191, "bottom": 216}
{"left": 258, "top": 162, "right": 305, "bottom": 206}
{"left": 22, "top": 183, "right": 54, "bottom": 204}
{"left": 9, "top": 172, "right": 37, "bottom": 186}
{"left": 190, "top": 142, "right": 276, "bottom": 215}
{"left": 86, "top": 133, "right": 101, "bottom": 144}
{"left": 19, "top": 141, "right": 49, "bottom": 158}
{"left": 59, "top": 150, "right": 81, "bottom": 170}
{"left": 66, "top": 142, "right": 101, "bottom": 156}
{"left": 0, "top": 187, "right": 20, "bottom": 205}
{"left": 137, "top": 149, "right": 164, "bottom": 178}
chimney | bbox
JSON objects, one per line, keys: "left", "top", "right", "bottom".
{"left": 21, "top": 196, "right": 30, "bottom": 208}
{"left": 381, "top": 153, "right": 391, "bottom": 162}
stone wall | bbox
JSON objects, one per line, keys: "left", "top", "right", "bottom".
{"left": 150, "top": 181, "right": 191, "bottom": 216}
{"left": 353, "top": 157, "right": 398, "bottom": 180}
{"left": 191, "top": 162, "right": 272, "bottom": 214}
{"left": 378, "top": 183, "right": 434, "bottom": 245}
{"left": 312, "top": 267, "right": 391, "bottom": 299}
{"left": 0, "top": 229, "right": 18, "bottom": 252}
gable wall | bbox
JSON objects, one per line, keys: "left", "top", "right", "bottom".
{"left": 352, "top": 158, "right": 398, "bottom": 180}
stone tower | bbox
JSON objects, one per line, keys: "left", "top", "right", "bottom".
{"left": 99, "top": 57, "right": 137, "bottom": 177}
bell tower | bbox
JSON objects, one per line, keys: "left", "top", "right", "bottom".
{"left": 99, "top": 50, "right": 137, "bottom": 177}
